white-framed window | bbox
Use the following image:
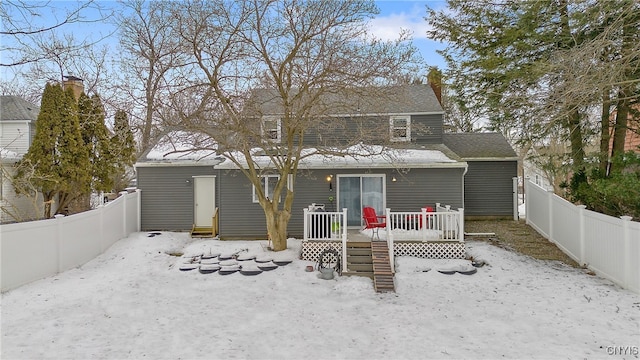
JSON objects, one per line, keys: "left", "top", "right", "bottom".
{"left": 390, "top": 116, "right": 411, "bottom": 142}
{"left": 262, "top": 117, "right": 281, "bottom": 143}
{"left": 252, "top": 174, "right": 293, "bottom": 203}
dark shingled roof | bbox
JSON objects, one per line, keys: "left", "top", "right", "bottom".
{"left": 443, "top": 133, "right": 517, "bottom": 159}
{"left": 0, "top": 96, "right": 39, "bottom": 122}
{"left": 249, "top": 84, "right": 443, "bottom": 116}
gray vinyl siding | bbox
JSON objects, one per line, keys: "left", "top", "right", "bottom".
{"left": 216, "top": 169, "right": 269, "bottom": 239}
{"left": 138, "top": 164, "right": 465, "bottom": 237}
{"left": 412, "top": 114, "right": 443, "bottom": 144}
{"left": 217, "top": 167, "right": 464, "bottom": 239}
{"left": 297, "top": 113, "right": 444, "bottom": 147}
{"left": 138, "top": 166, "right": 216, "bottom": 231}
{"left": 463, "top": 161, "right": 517, "bottom": 217}
{"left": 216, "top": 169, "right": 344, "bottom": 239}
{"left": 300, "top": 116, "right": 385, "bottom": 146}
{"left": 385, "top": 168, "right": 463, "bottom": 211}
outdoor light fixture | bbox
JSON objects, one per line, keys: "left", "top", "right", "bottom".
{"left": 392, "top": 176, "right": 397, "bottom": 182}
{"left": 327, "top": 174, "right": 333, "bottom": 190}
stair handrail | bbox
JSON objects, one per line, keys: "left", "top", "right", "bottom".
{"left": 386, "top": 208, "right": 394, "bottom": 273}
{"left": 341, "top": 207, "right": 348, "bottom": 273}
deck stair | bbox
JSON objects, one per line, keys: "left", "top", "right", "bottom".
{"left": 190, "top": 225, "right": 213, "bottom": 238}
{"left": 342, "top": 241, "right": 395, "bottom": 293}
{"left": 370, "top": 241, "right": 395, "bottom": 293}
{"left": 342, "top": 242, "right": 374, "bottom": 279}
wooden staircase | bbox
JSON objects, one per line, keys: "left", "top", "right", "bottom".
{"left": 190, "top": 209, "right": 219, "bottom": 238}
{"left": 343, "top": 242, "right": 374, "bottom": 279}
{"left": 190, "top": 225, "right": 214, "bottom": 238}
{"left": 343, "top": 241, "right": 395, "bottom": 293}
{"left": 371, "top": 241, "right": 395, "bottom": 292}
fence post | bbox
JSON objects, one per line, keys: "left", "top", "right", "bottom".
{"left": 458, "top": 208, "right": 464, "bottom": 242}
{"left": 547, "top": 189, "right": 555, "bottom": 243}
{"left": 120, "top": 191, "right": 128, "bottom": 238}
{"left": 136, "top": 189, "right": 142, "bottom": 232}
{"left": 621, "top": 216, "right": 632, "bottom": 289}
{"left": 55, "top": 214, "right": 65, "bottom": 273}
{"left": 513, "top": 177, "right": 519, "bottom": 221}
{"left": 421, "top": 207, "right": 427, "bottom": 242}
{"left": 98, "top": 205, "right": 105, "bottom": 253}
{"left": 342, "top": 208, "right": 348, "bottom": 273}
{"left": 386, "top": 208, "right": 394, "bottom": 273}
{"left": 524, "top": 179, "right": 530, "bottom": 225}
{"left": 303, "top": 208, "right": 309, "bottom": 241}
{"left": 578, "top": 205, "right": 586, "bottom": 265}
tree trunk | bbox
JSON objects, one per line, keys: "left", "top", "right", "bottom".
{"left": 567, "top": 109, "right": 585, "bottom": 171}
{"left": 610, "top": 90, "right": 629, "bottom": 174}
{"left": 264, "top": 206, "right": 291, "bottom": 252}
{"left": 599, "top": 89, "right": 612, "bottom": 174}
{"left": 43, "top": 191, "right": 55, "bottom": 219}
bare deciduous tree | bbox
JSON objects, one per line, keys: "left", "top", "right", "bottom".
{"left": 1, "top": 0, "right": 112, "bottom": 67}
{"left": 115, "top": 0, "right": 190, "bottom": 158}
{"left": 125, "top": 0, "right": 420, "bottom": 250}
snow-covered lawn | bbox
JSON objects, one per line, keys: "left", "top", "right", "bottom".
{"left": 2, "top": 232, "right": 638, "bottom": 359}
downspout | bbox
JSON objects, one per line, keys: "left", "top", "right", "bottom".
{"left": 461, "top": 161, "right": 468, "bottom": 209}
{"left": 461, "top": 162, "right": 468, "bottom": 241}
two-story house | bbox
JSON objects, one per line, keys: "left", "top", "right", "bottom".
{"left": 0, "top": 96, "right": 41, "bottom": 223}
{"left": 135, "top": 84, "right": 518, "bottom": 238}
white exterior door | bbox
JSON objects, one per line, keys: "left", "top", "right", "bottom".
{"left": 194, "top": 176, "right": 215, "bottom": 227}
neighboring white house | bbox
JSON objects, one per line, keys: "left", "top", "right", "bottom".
{"left": 0, "top": 95, "right": 43, "bottom": 223}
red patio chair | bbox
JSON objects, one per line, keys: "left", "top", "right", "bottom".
{"left": 406, "top": 206, "right": 435, "bottom": 229}
{"left": 419, "top": 206, "right": 435, "bottom": 229}
{"left": 362, "top": 206, "right": 386, "bottom": 240}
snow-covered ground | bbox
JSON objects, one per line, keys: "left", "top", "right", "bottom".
{"left": 2, "top": 232, "right": 639, "bottom": 359}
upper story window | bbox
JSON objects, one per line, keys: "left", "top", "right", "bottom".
{"left": 262, "top": 117, "right": 281, "bottom": 143}
{"left": 390, "top": 116, "right": 411, "bottom": 142}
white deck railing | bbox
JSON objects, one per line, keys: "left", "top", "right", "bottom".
{"left": 384, "top": 204, "right": 465, "bottom": 242}
{"left": 303, "top": 208, "right": 348, "bottom": 271}
{"left": 302, "top": 205, "right": 464, "bottom": 274}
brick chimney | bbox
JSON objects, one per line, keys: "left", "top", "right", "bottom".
{"left": 63, "top": 75, "right": 84, "bottom": 100}
{"left": 427, "top": 68, "right": 443, "bottom": 106}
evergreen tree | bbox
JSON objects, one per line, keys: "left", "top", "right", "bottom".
{"left": 427, "top": 0, "right": 640, "bottom": 217}
{"left": 15, "top": 83, "right": 91, "bottom": 218}
{"left": 55, "top": 87, "right": 91, "bottom": 213}
{"left": 14, "top": 82, "right": 62, "bottom": 218}
{"left": 78, "top": 93, "right": 115, "bottom": 195}
{"left": 110, "top": 109, "right": 136, "bottom": 192}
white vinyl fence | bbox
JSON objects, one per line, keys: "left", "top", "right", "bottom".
{"left": 1, "top": 190, "right": 141, "bottom": 292}
{"left": 525, "top": 180, "right": 639, "bottom": 294}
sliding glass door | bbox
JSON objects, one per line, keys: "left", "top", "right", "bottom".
{"left": 337, "top": 175, "right": 385, "bottom": 227}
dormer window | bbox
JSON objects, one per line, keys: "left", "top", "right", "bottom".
{"left": 262, "top": 117, "right": 281, "bottom": 143}
{"left": 390, "top": 116, "right": 410, "bottom": 142}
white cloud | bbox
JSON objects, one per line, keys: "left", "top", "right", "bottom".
{"left": 368, "top": 5, "right": 433, "bottom": 41}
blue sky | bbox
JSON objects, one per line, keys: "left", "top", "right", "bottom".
{"left": 1, "top": 1, "right": 448, "bottom": 81}
{"left": 373, "top": 1, "right": 448, "bottom": 69}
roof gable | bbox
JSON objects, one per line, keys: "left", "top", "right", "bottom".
{"left": 0, "top": 96, "right": 39, "bottom": 122}
{"left": 249, "top": 84, "right": 443, "bottom": 116}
